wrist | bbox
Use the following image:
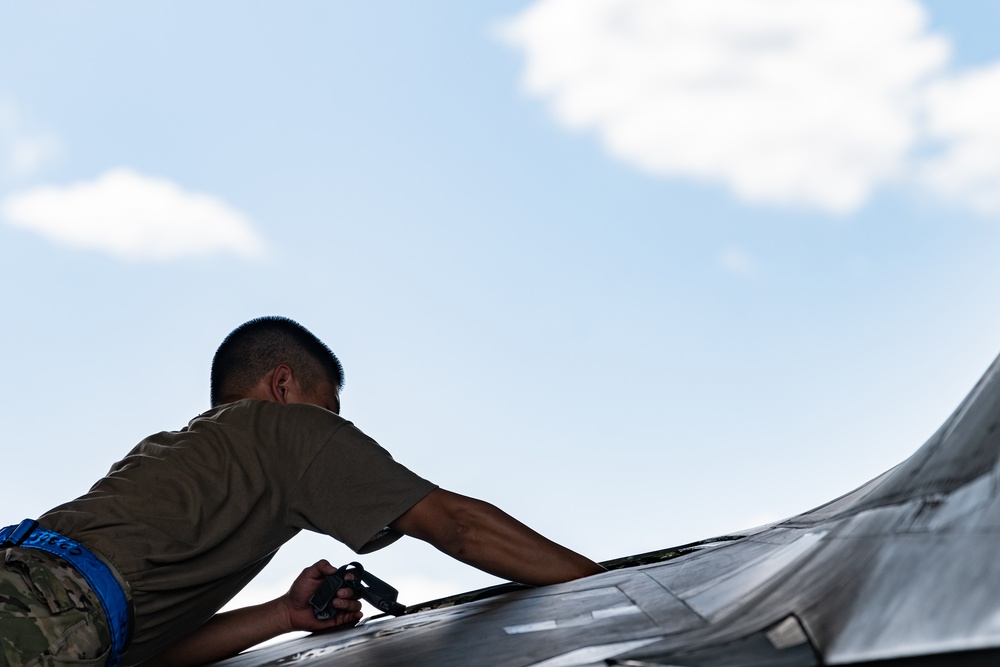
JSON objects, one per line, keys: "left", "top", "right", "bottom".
{"left": 270, "top": 595, "right": 295, "bottom": 635}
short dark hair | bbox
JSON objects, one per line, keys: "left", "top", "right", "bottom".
{"left": 210, "top": 316, "right": 344, "bottom": 407}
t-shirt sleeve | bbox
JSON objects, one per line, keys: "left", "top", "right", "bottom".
{"left": 287, "top": 422, "right": 437, "bottom": 553}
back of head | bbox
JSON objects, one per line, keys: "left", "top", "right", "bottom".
{"left": 210, "top": 316, "right": 344, "bottom": 407}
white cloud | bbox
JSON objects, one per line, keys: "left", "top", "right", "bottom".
{"left": 0, "top": 97, "right": 62, "bottom": 178}
{"left": 500, "top": 0, "right": 960, "bottom": 214}
{"left": 919, "top": 62, "right": 1000, "bottom": 214}
{"left": 2, "top": 168, "right": 265, "bottom": 260}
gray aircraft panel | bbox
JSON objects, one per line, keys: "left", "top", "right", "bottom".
{"left": 215, "top": 351, "right": 1000, "bottom": 666}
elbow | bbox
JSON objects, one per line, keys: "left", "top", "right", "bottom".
{"left": 435, "top": 499, "right": 494, "bottom": 561}
{"left": 439, "top": 511, "right": 477, "bottom": 560}
{"left": 393, "top": 489, "right": 496, "bottom": 562}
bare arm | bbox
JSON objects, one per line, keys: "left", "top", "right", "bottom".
{"left": 142, "top": 560, "right": 362, "bottom": 667}
{"left": 390, "top": 488, "right": 605, "bottom": 586}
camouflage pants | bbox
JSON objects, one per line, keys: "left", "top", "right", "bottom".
{"left": 0, "top": 548, "right": 111, "bottom": 667}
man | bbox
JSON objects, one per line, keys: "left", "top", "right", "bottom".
{"left": 1, "top": 317, "right": 604, "bottom": 666}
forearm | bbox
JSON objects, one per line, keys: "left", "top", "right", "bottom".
{"left": 445, "top": 500, "right": 604, "bottom": 585}
{"left": 393, "top": 489, "right": 605, "bottom": 586}
{"left": 142, "top": 601, "right": 290, "bottom": 667}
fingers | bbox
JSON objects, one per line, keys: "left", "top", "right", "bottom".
{"left": 314, "top": 598, "right": 363, "bottom": 629}
{"left": 296, "top": 560, "right": 337, "bottom": 591}
{"left": 330, "top": 599, "right": 361, "bottom": 614}
{"left": 302, "top": 559, "right": 336, "bottom": 579}
{"left": 314, "top": 559, "right": 337, "bottom": 575}
{"left": 332, "top": 610, "right": 365, "bottom": 626}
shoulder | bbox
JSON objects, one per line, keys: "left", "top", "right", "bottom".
{"left": 192, "top": 399, "right": 353, "bottom": 440}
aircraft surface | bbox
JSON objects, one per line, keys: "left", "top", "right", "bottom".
{"left": 216, "top": 353, "right": 1000, "bottom": 666}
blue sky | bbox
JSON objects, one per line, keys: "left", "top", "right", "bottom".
{"left": 4, "top": 0, "right": 1000, "bottom": 619}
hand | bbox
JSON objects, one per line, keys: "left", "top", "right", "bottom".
{"left": 277, "top": 559, "right": 363, "bottom": 633}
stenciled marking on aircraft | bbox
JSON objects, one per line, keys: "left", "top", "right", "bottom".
{"left": 504, "top": 620, "right": 559, "bottom": 634}
{"left": 504, "top": 604, "right": 644, "bottom": 634}
{"left": 591, "top": 605, "right": 645, "bottom": 620}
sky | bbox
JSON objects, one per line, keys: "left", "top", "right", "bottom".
{"left": 4, "top": 0, "right": 1000, "bottom": 634}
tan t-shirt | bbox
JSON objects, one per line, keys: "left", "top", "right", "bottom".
{"left": 39, "top": 399, "right": 437, "bottom": 664}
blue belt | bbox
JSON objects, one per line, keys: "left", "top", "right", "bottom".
{"left": 1, "top": 519, "right": 132, "bottom": 667}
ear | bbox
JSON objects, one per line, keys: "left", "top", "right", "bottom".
{"left": 269, "top": 364, "right": 295, "bottom": 403}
